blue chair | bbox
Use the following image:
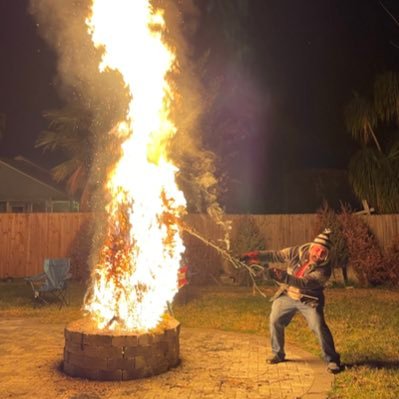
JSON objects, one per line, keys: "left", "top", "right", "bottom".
{"left": 25, "top": 258, "right": 72, "bottom": 308}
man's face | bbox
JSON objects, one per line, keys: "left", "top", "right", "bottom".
{"left": 309, "top": 244, "right": 329, "bottom": 264}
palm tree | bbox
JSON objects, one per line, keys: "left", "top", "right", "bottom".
{"left": 345, "top": 71, "right": 399, "bottom": 213}
{"left": 35, "top": 106, "right": 93, "bottom": 210}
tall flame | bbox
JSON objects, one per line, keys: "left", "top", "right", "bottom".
{"left": 84, "top": 0, "right": 186, "bottom": 331}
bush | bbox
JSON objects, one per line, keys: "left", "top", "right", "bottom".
{"left": 315, "top": 203, "right": 349, "bottom": 283}
{"left": 316, "top": 204, "right": 398, "bottom": 286}
{"left": 225, "top": 215, "right": 266, "bottom": 286}
{"left": 182, "top": 230, "right": 224, "bottom": 285}
{"left": 338, "top": 207, "right": 386, "bottom": 286}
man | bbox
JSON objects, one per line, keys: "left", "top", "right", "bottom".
{"left": 240, "top": 228, "right": 341, "bottom": 374}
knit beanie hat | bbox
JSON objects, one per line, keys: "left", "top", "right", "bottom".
{"left": 312, "top": 228, "right": 332, "bottom": 249}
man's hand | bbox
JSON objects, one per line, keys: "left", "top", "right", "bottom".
{"left": 239, "top": 250, "right": 260, "bottom": 265}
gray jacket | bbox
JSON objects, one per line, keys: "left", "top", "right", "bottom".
{"left": 258, "top": 244, "right": 332, "bottom": 304}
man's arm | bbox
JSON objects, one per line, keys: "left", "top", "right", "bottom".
{"left": 268, "top": 266, "right": 331, "bottom": 289}
{"left": 257, "top": 247, "right": 297, "bottom": 264}
{"left": 240, "top": 246, "right": 296, "bottom": 265}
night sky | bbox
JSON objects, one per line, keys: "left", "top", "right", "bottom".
{"left": 0, "top": 1, "right": 398, "bottom": 212}
{"left": 0, "top": 1, "right": 60, "bottom": 162}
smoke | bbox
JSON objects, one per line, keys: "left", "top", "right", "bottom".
{"left": 29, "top": 0, "right": 231, "bottom": 252}
{"left": 161, "top": 0, "right": 232, "bottom": 249}
{"left": 29, "top": 0, "right": 130, "bottom": 273}
{"left": 29, "top": 0, "right": 128, "bottom": 187}
{"left": 29, "top": 0, "right": 128, "bottom": 114}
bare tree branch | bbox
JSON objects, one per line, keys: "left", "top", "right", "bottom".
{"left": 380, "top": 1, "right": 399, "bottom": 28}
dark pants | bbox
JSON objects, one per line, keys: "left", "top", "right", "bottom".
{"left": 269, "top": 294, "right": 340, "bottom": 363}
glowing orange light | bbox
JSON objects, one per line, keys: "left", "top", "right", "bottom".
{"left": 84, "top": 0, "right": 186, "bottom": 332}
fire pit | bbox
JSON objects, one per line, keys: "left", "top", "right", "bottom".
{"left": 62, "top": 0, "right": 187, "bottom": 382}
{"left": 63, "top": 317, "right": 180, "bottom": 380}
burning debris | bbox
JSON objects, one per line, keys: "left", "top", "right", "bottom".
{"left": 81, "top": 0, "right": 187, "bottom": 333}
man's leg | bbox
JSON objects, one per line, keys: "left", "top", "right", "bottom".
{"left": 269, "top": 295, "right": 297, "bottom": 361}
{"left": 297, "top": 302, "right": 340, "bottom": 370}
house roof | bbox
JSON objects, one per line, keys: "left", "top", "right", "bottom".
{"left": 0, "top": 156, "right": 71, "bottom": 198}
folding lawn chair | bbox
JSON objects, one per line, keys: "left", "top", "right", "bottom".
{"left": 25, "top": 258, "right": 72, "bottom": 309}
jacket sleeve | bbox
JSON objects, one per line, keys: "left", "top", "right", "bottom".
{"left": 258, "top": 247, "right": 296, "bottom": 265}
{"left": 268, "top": 265, "right": 331, "bottom": 289}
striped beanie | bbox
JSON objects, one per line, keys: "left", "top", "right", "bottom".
{"left": 312, "top": 228, "right": 332, "bottom": 249}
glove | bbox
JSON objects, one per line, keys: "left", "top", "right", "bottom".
{"left": 239, "top": 250, "right": 260, "bottom": 264}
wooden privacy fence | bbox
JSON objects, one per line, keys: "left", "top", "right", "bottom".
{"left": 0, "top": 213, "right": 92, "bottom": 279}
{"left": 0, "top": 213, "right": 398, "bottom": 279}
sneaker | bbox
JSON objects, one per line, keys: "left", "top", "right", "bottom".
{"left": 267, "top": 355, "right": 285, "bottom": 364}
{"left": 327, "top": 362, "right": 341, "bottom": 374}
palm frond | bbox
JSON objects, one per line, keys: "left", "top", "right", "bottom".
{"left": 43, "top": 110, "right": 80, "bottom": 131}
{"left": 52, "top": 158, "right": 84, "bottom": 183}
{"left": 345, "top": 93, "right": 380, "bottom": 150}
{"left": 387, "top": 140, "right": 399, "bottom": 160}
{"left": 349, "top": 147, "right": 399, "bottom": 213}
{"left": 35, "top": 130, "right": 61, "bottom": 152}
{"left": 66, "top": 164, "right": 87, "bottom": 194}
{"left": 374, "top": 71, "right": 399, "bottom": 125}
{"left": 38, "top": 106, "right": 93, "bottom": 206}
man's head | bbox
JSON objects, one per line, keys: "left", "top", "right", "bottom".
{"left": 309, "top": 228, "right": 332, "bottom": 264}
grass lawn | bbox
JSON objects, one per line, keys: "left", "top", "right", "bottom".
{"left": 1, "top": 280, "right": 398, "bottom": 398}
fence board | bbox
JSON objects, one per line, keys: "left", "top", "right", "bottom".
{"left": 0, "top": 213, "right": 398, "bottom": 279}
{"left": 29, "top": 213, "right": 48, "bottom": 275}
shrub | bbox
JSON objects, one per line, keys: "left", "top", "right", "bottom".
{"left": 226, "top": 215, "right": 266, "bottom": 286}
{"left": 182, "top": 229, "right": 223, "bottom": 285}
{"left": 315, "top": 202, "right": 349, "bottom": 283}
{"left": 338, "top": 206, "right": 386, "bottom": 286}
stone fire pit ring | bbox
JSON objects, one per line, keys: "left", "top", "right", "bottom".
{"left": 63, "top": 317, "right": 180, "bottom": 380}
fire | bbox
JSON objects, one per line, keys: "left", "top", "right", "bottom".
{"left": 84, "top": 0, "right": 186, "bottom": 331}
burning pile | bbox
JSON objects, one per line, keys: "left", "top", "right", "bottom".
{"left": 64, "top": 0, "right": 186, "bottom": 380}
{"left": 83, "top": 0, "right": 186, "bottom": 332}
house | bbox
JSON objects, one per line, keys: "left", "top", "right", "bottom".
{"left": 0, "top": 156, "right": 78, "bottom": 212}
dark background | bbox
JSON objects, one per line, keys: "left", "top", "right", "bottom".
{"left": 0, "top": 0, "right": 398, "bottom": 212}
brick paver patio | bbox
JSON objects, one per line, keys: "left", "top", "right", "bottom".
{"left": 0, "top": 319, "right": 333, "bottom": 399}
